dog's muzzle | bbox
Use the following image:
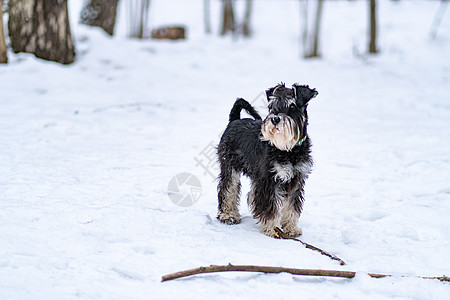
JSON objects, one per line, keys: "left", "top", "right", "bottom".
{"left": 261, "top": 114, "right": 302, "bottom": 151}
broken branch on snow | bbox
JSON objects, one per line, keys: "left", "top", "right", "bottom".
{"left": 161, "top": 264, "right": 450, "bottom": 283}
{"left": 274, "top": 227, "right": 346, "bottom": 265}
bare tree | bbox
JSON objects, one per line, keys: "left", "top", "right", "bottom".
{"left": 220, "top": 0, "right": 254, "bottom": 38}
{"left": 204, "top": 0, "right": 211, "bottom": 34}
{"left": 300, "top": 0, "right": 308, "bottom": 57}
{"left": 8, "top": 0, "right": 75, "bottom": 64}
{"left": 80, "top": 0, "right": 119, "bottom": 36}
{"left": 429, "top": 0, "right": 449, "bottom": 40}
{"left": 221, "top": 0, "right": 235, "bottom": 36}
{"left": 368, "top": 0, "right": 378, "bottom": 54}
{"left": 0, "top": 0, "right": 7, "bottom": 64}
{"left": 301, "top": 0, "right": 324, "bottom": 58}
{"left": 310, "top": 0, "right": 324, "bottom": 57}
{"left": 128, "top": 0, "right": 151, "bottom": 38}
{"left": 242, "top": 0, "right": 253, "bottom": 37}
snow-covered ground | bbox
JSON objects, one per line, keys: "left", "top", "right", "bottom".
{"left": 1, "top": 0, "right": 450, "bottom": 299}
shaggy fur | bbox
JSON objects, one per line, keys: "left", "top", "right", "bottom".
{"left": 217, "top": 83, "right": 318, "bottom": 238}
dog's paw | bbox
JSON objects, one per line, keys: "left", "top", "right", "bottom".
{"left": 283, "top": 226, "right": 303, "bottom": 237}
{"left": 260, "top": 227, "right": 282, "bottom": 239}
{"left": 217, "top": 213, "right": 241, "bottom": 225}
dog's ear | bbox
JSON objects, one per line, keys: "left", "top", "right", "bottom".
{"left": 266, "top": 83, "right": 286, "bottom": 101}
{"left": 293, "top": 84, "right": 318, "bottom": 106}
{"left": 265, "top": 86, "right": 276, "bottom": 101}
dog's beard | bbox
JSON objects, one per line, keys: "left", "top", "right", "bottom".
{"left": 261, "top": 115, "right": 301, "bottom": 151}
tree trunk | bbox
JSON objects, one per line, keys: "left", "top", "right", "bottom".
{"left": 242, "top": 0, "right": 253, "bottom": 37}
{"left": 8, "top": 0, "right": 75, "bottom": 64}
{"left": 220, "top": 0, "right": 235, "bottom": 36}
{"left": 128, "top": 0, "right": 150, "bottom": 38}
{"left": 204, "top": 0, "right": 211, "bottom": 34}
{"left": 302, "top": 0, "right": 324, "bottom": 58}
{"left": 369, "top": 0, "right": 378, "bottom": 54}
{"left": 311, "top": 0, "right": 323, "bottom": 57}
{"left": 0, "top": 0, "right": 7, "bottom": 64}
{"left": 429, "top": 0, "right": 449, "bottom": 40}
{"left": 80, "top": 0, "right": 119, "bottom": 36}
{"left": 300, "top": 0, "right": 308, "bottom": 58}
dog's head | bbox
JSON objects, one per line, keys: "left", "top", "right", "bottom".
{"left": 261, "top": 83, "right": 318, "bottom": 151}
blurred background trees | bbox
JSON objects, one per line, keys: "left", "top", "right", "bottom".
{"left": 220, "top": 0, "right": 253, "bottom": 38}
{"left": 1, "top": 0, "right": 447, "bottom": 65}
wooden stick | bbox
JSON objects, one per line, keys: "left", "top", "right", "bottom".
{"left": 274, "top": 227, "right": 346, "bottom": 265}
{"left": 161, "top": 263, "right": 450, "bottom": 283}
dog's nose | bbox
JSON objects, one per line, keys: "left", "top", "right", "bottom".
{"left": 271, "top": 116, "right": 281, "bottom": 125}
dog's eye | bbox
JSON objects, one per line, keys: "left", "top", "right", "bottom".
{"left": 289, "top": 103, "right": 296, "bottom": 110}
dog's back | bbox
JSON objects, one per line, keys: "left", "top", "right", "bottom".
{"left": 219, "top": 100, "right": 264, "bottom": 176}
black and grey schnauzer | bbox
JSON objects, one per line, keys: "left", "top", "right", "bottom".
{"left": 217, "top": 83, "right": 318, "bottom": 238}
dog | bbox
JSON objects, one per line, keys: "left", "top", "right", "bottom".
{"left": 217, "top": 83, "right": 318, "bottom": 238}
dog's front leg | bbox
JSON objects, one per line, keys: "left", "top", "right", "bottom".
{"left": 250, "top": 180, "right": 283, "bottom": 238}
{"left": 259, "top": 216, "right": 282, "bottom": 238}
{"left": 280, "top": 180, "right": 305, "bottom": 236}
{"left": 280, "top": 198, "right": 303, "bottom": 237}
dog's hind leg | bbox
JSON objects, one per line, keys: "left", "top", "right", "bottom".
{"left": 217, "top": 168, "right": 241, "bottom": 224}
{"left": 247, "top": 182, "right": 256, "bottom": 207}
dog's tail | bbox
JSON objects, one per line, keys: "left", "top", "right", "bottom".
{"left": 229, "top": 98, "right": 262, "bottom": 123}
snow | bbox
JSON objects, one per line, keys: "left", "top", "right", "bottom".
{"left": 1, "top": 0, "right": 450, "bottom": 299}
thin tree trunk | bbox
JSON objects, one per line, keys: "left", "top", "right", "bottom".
{"left": 429, "top": 0, "right": 448, "bottom": 40}
{"left": 221, "top": 0, "right": 235, "bottom": 36}
{"left": 8, "top": 0, "right": 75, "bottom": 64}
{"left": 369, "top": 0, "right": 378, "bottom": 53}
{"left": 311, "top": 0, "right": 323, "bottom": 57}
{"left": 242, "top": 0, "right": 253, "bottom": 37}
{"left": 139, "top": 0, "right": 145, "bottom": 38}
{"left": 144, "top": 0, "right": 150, "bottom": 38}
{"left": 300, "top": 0, "right": 308, "bottom": 58}
{"left": 304, "top": 0, "right": 323, "bottom": 58}
{"left": 0, "top": 0, "right": 7, "bottom": 64}
{"left": 204, "top": 0, "right": 211, "bottom": 34}
{"left": 128, "top": 0, "right": 150, "bottom": 38}
{"left": 80, "top": 0, "right": 119, "bottom": 36}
